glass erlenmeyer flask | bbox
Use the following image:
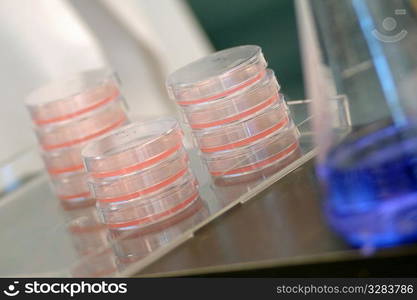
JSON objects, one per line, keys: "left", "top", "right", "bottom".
{"left": 297, "top": 0, "right": 417, "bottom": 249}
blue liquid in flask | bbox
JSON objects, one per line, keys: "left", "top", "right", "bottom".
{"left": 321, "top": 120, "right": 417, "bottom": 248}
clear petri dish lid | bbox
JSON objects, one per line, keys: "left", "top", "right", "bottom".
{"left": 82, "top": 117, "right": 184, "bottom": 178}
{"left": 166, "top": 45, "right": 267, "bottom": 105}
{"left": 25, "top": 68, "right": 120, "bottom": 126}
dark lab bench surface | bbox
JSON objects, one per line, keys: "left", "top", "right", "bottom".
{"left": 136, "top": 160, "right": 417, "bottom": 277}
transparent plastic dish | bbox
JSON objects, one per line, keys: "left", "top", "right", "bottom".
{"left": 212, "top": 147, "right": 302, "bottom": 185}
{"left": 41, "top": 142, "right": 87, "bottom": 175}
{"left": 166, "top": 45, "right": 267, "bottom": 105}
{"left": 88, "top": 148, "right": 189, "bottom": 201}
{"left": 25, "top": 68, "right": 120, "bottom": 126}
{"left": 82, "top": 118, "right": 183, "bottom": 179}
{"left": 183, "top": 69, "right": 280, "bottom": 129}
{"left": 108, "top": 198, "right": 208, "bottom": 261}
{"left": 203, "top": 123, "right": 300, "bottom": 177}
{"left": 194, "top": 101, "right": 288, "bottom": 153}
{"left": 36, "top": 98, "right": 128, "bottom": 151}
{"left": 96, "top": 172, "right": 199, "bottom": 229}
{"left": 51, "top": 171, "right": 91, "bottom": 202}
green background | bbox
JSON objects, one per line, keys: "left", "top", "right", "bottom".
{"left": 187, "top": 0, "right": 305, "bottom": 99}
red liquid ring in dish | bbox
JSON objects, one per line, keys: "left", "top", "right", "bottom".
{"left": 166, "top": 45, "right": 267, "bottom": 105}
{"left": 203, "top": 124, "right": 300, "bottom": 177}
{"left": 194, "top": 101, "right": 288, "bottom": 153}
{"left": 25, "top": 68, "right": 120, "bottom": 126}
{"left": 88, "top": 148, "right": 190, "bottom": 202}
{"left": 37, "top": 98, "right": 128, "bottom": 151}
{"left": 82, "top": 118, "right": 184, "bottom": 178}
{"left": 97, "top": 172, "right": 199, "bottom": 228}
{"left": 182, "top": 69, "right": 280, "bottom": 129}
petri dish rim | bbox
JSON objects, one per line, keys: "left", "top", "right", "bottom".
{"left": 25, "top": 67, "right": 116, "bottom": 107}
{"left": 81, "top": 117, "right": 181, "bottom": 162}
{"left": 166, "top": 45, "right": 262, "bottom": 89}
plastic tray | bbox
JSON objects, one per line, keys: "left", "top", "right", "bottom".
{"left": 0, "top": 96, "right": 353, "bottom": 277}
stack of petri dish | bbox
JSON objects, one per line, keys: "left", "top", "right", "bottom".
{"left": 25, "top": 69, "right": 129, "bottom": 205}
{"left": 166, "top": 45, "right": 300, "bottom": 180}
{"left": 81, "top": 118, "right": 200, "bottom": 230}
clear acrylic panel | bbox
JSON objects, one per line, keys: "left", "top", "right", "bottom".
{"left": 0, "top": 98, "right": 350, "bottom": 277}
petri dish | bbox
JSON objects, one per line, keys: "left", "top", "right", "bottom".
{"left": 182, "top": 69, "right": 280, "bottom": 129}
{"left": 194, "top": 101, "right": 288, "bottom": 153}
{"left": 96, "top": 171, "right": 199, "bottom": 229}
{"left": 88, "top": 148, "right": 189, "bottom": 201}
{"left": 108, "top": 198, "right": 208, "bottom": 261}
{"left": 26, "top": 68, "right": 120, "bottom": 126}
{"left": 41, "top": 142, "right": 87, "bottom": 175}
{"left": 166, "top": 45, "right": 267, "bottom": 105}
{"left": 82, "top": 118, "right": 183, "bottom": 178}
{"left": 203, "top": 123, "right": 300, "bottom": 177}
{"left": 36, "top": 98, "right": 128, "bottom": 151}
